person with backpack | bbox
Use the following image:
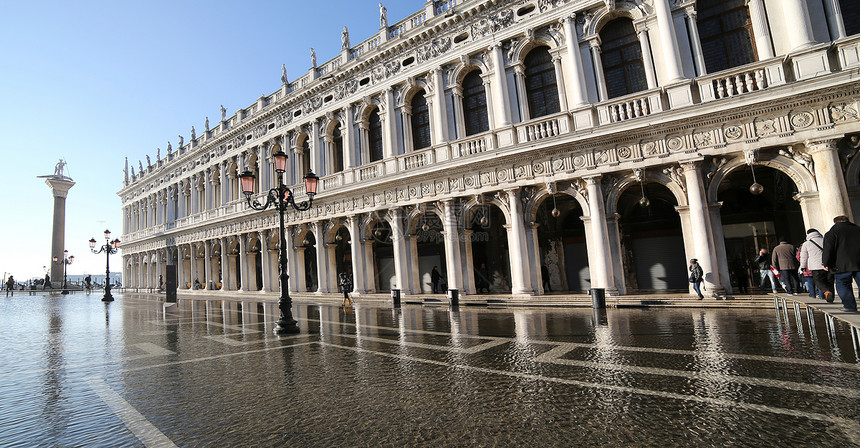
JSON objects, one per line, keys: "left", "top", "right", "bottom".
{"left": 338, "top": 272, "right": 353, "bottom": 307}
{"left": 799, "top": 228, "right": 833, "bottom": 302}
{"left": 822, "top": 216, "right": 860, "bottom": 312}
{"left": 755, "top": 248, "right": 778, "bottom": 293}
{"left": 6, "top": 275, "right": 14, "bottom": 297}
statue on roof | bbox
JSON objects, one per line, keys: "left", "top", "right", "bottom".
{"left": 178, "top": 134, "right": 184, "bottom": 147}
{"left": 281, "top": 64, "right": 288, "bottom": 85}
{"left": 191, "top": 126, "right": 196, "bottom": 141}
{"left": 167, "top": 141, "right": 172, "bottom": 155}
{"left": 205, "top": 116, "right": 210, "bottom": 132}
{"left": 341, "top": 26, "right": 350, "bottom": 50}
{"left": 310, "top": 48, "right": 317, "bottom": 67}
{"left": 221, "top": 104, "right": 227, "bottom": 121}
{"left": 380, "top": 3, "right": 387, "bottom": 28}
{"left": 53, "top": 159, "right": 67, "bottom": 177}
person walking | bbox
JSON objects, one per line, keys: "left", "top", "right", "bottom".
{"left": 689, "top": 259, "right": 704, "bottom": 300}
{"left": 43, "top": 273, "right": 52, "bottom": 290}
{"left": 6, "top": 275, "right": 14, "bottom": 297}
{"left": 730, "top": 253, "right": 750, "bottom": 294}
{"left": 799, "top": 228, "right": 833, "bottom": 302}
{"left": 755, "top": 248, "right": 778, "bottom": 293}
{"left": 431, "top": 266, "right": 442, "bottom": 294}
{"left": 338, "top": 272, "right": 353, "bottom": 307}
{"left": 822, "top": 216, "right": 860, "bottom": 312}
{"left": 772, "top": 239, "right": 800, "bottom": 294}
{"left": 476, "top": 263, "right": 490, "bottom": 294}
{"left": 541, "top": 264, "right": 552, "bottom": 293}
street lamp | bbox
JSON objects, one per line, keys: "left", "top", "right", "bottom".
{"left": 240, "top": 143, "right": 318, "bottom": 334}
{"left": 53, "top": 250, "right": 74, "bottom": 295}
{"left": 89, "top": 229, "right": 121, "bottom": 302}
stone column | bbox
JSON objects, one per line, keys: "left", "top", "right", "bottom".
{"left": 313, "top": 221, "right": 329, "bottom": 293}
{"left": 452, "top": 86, "right": 467, "bottom": 138}
{"left": 294, "top": 247, "right": 307, "bottom": 293}
{"left": 431, "top": 68, "right": 449, "bottom": 144}
{"left": 325, "top": 243, "right": 338, "bottom": 292}
{"left": 219, "top": 237, "right": 229, "bottom": 291}
{"left": 362, "top": 239, "right": 377, "bottom": 292}
{"left": 343, "top": 107, "right": 355, "bottom": 169}
{"left": 588, "top": 38, "right": 608, "bottom": 102}
{"left": 746, "top": 0, "right": 775, "bottom": 60}
{"left": 442, "top": 200, "right": 463, "bottom": 290}
{"left": 401, "top": 104, "right": 414, "bottom": 153}
{"left": 155, "top": 250, "right": 163, "bottom": 288}
{"left": 561, "top": 15, "right": 589, "bottom": 107}
{"left": 823, "top": 0, "right": 847, "bottom": 40}
{"left": 259, "top": 230, "right": 270, "bottom": 293}
{"left": 408, "top": 234, "right": 421, "bottom": 292}
{"left": 512, "top": 64, "right": 529, "bottom": 120}
{"left": 807, "top": 139, "right": 853, "bottom": 225}
{"left": 685, "top": 9, "right": 708, "bottom": 75}
{"left": 489, "top": 43, "right": 512, "bottom": 127}
{"left": 348, "top": 216, "right": 366, "bottom": 294}
{"left": 505, "top": 189, "right": 533, "bottom": 294}
{"left": 390, "top": 208, "right": 411, "bottom": 293}
{"left": 682, "top": 161, "right": 724, "bottom": 294}
{"left": 190, "top": 243, "right": 200, "bottom": 288}
{"left": 311, "top": 120, "right": 322, "bottom": 176}
{"left": 201, "top": 242, "right": 210, "bottom": 289}
{"left": 782, "top": 0, "right": 817, "bottom": 51}
{"left": 584, "top": 176, "right": 613, "bottom": 290}
{"left": 237, "top": 234, "right": 248, "bottom": 291}
{"left": 45, "top": 177, "right": 75, "bottom": 287}
{"left": 551, "top": 53, "right": 569, "bottom": 111}
{"left": 283, "top": 226, "right": 296, "bottom": 294}
{"left": 462, "top": 229, "right": 476, "bottom": 294}
{"left": 383, "top": 87, "right": 398, "bottom": 158}
{"left": 637, "top": 28, "right": 658, "bottom": 89}
{"left": 654, "top": 0, "right": 685, "bottom": 82}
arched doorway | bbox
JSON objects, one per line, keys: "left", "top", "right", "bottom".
{"left": 300, "top": 232, "right": 318, "bottom": 292}
{"left": 369, "top": 221, "right": 395, "bottom": 291}
{"left": 618, "top": 183, "right": 687, "bottom": 293}
{"left": 410, "top": 211, "right": 446, "bottom": 293}
{"left": 211, "top": 241, "right": 222, "bottom": 289}
{"left": 248, "top": 235, "right": 263, "bottom": 291}
{"left": 468, "top": 204, "right": 512, "bottom": 293}
{"left": 535, "top": 194, "right": 589, "bottom": 293}
{"left": 717, "top": 165, "right": 805, "bottom": 290}
{"left": 331, "top": 225, "right": 352, "bottom": 281}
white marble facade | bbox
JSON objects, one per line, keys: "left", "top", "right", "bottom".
{"left": 120, "top": 0, "right": 860, "bottom": 298}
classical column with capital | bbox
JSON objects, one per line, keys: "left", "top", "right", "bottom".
{"left": 348, "top": 216, "right": 366, "bottom": 294}
{"left": 442, "top": 200, "right": 463, "bottom": 291}
{"left": 390, "top": 208, "right": 412, "bottom": 293}
{"left": 681, "top": 161, "right": 725, "bottom": 295}
{"left": 584, "top": 176, "right": 614, "bottom": 291}
{"left": 45, "top": 176, "right": 75, "bottom": 287}
{"left": 561, "top": 14, "right": 589, "bottom": 107}
{"left": 782, "top": 0, "right": 817, "bottom": 51}
{"left": 489, "top": 43, "right": 512, "bottom": 127}
{"left": 807, "top": 139, "right": 853, "bottom": 225}
{"left": 654, "top": 0, "right": 685, "bottom": 82}
{"left": 505, "top": 189, "right": 534, "bottom": 294}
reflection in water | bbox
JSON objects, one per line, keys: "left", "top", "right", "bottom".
{"left": 41, "top": 301, "right": 66, "bottom": 441}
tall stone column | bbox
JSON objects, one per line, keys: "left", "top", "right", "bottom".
{"left": 684, "top": 9, "right": 708, "bottom": 75}
{"left": 561, "top": 15, "right": 589, "bottom": 107}
{"left": 584, "top": 176, "right": 613, "bottom": 290}
{"left": 390, "top": 208, "right": 411, "bottom": 293}
{"left": 807, "top": 139, "right": 853, "bottom": 225}
{"left": 782, "top": 0, "right": 817, "bottom": 51}
{"left": 203, "top": 241, "right": 213, "bottom": 289}
{"left": 637, "top": 28, "right": 658, "bottom": 89}
{"left": 190, "top": 243, "right": 199, "bottom": 288}
{"left": 505, "top": 189, "right": 533, "bottom": 294}
{"left": 588, "top": 39, "right": 608, "bottom": 102}
{"left": 259, "top": 230, "right": 270, "bottom": 293}
{"left": 442, "top": 200, "right": 463, "bottom": 290}
{"left": 462, "top": 229, "right": 476, "bottom": 294}
{"left": 681, "top": 161, "right": 724, "bottom": 294}
{"left": 238, "top": 234, "right": 248, "bottom": 291}
{"left": 431, "top": 68, "right": 449, "bottom": 144}
{"left": 348, "top": 216, "right": 366, "bottom": 294}
{"left": 45, "top": 177, "right": 75, "bottom": 287}
{"left": 362, "top": 240, "right": 377, "bottom": 292}
{"left": 489, "top": 43, "right": 512, "bottom": 127}
{"left": 654, "top": 0, "right": 684, "bottom": 82}
{"left": 220, "top": 237, "right": 229, "bottom": 291}
{"left": 383, "top": 87, "right": 398, "bottom": 158}
{"left": 313, "top": 221, "right": 329, "bottom": 293}
{"left": 747, "top": 0, "right": 775, "bottom": 60}
{"left": 294, "top": 248, "right": 307, "bottom": 293}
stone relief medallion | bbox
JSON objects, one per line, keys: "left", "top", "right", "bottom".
{"left": 755, "top": 118, "right": 776, "bottom": 136}
{"left": 790, "top": 111, "right": 815, "bottom": 129}
{"left": 409, "top": 186, "right": 418, "bottom": 198}
{"left": 435, "top": 181, "right": 446, "bottom": 193}
{"left": 573, "top": 155, "right": 586, "bottom": 168}
{"left": 497, "top": 169, "right": 509, "bottom": 182}
{"left": 595, "top": 150, "right": 609, "bottom": 164}
{"left": 480, "top": 172, "right": 492, "bottom": 184}
{"left": 831, "top": 103, "right": 859, "bottom": 122}
{"left": 374, "top": 193, "right": 383, "bottom": 204}
{"left": 617, "top": 146, "right": 632, "bottom": 160}
{"left": 364, "top": 195, "right": 372, "bottom": 206}
{"left": 666, "top": 136, "right": 684, "bottom": 152}
{"left": 724, "top": 125, "right": 743, "bottom": 141}
{"left": 449, "top": 178, "right": 460, "bottom": 190}
{"left": 642, "top": 141, "right": 659, "bottom": 156}
{"left": 514, "top": 165, "right": 527, "bottom": 178}
{"left": 552, "top": 158, "right": 565, "bottom": 171}
{"left": 464, "top": 176, "right": 475, "bottom": 188}
{"left": 694, "top": 131, "right": 713, "bottom": 148}
{"left": 532, "top": 163, "right": 545, "bottom": 175}
{"left": 385, "top": 191, "right": 395, "bottom": 202}
{"left": 422, "top": 184, "right": 432, "bottom": 195}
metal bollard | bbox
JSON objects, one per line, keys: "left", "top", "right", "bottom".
{"left": 447, "top": 289, "right": 459, "bottom": 307}
{"left": 591, "top": 288, "right": 606, "bottom": 309}
{"left": 391, "top": 289, "right": 401, "bottom": 307}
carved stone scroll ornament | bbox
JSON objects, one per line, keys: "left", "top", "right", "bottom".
{"left": 663, "top": 166, "right": 686, "bottom": 193}
{"left": 779, "top": 146, "right": 814, "bottom": 178}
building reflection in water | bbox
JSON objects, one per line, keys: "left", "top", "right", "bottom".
{"left": 41, "top": 300, "right": 67, "bottom": 440}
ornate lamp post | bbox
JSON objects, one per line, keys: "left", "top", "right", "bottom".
{"left": 89, "top": 229, "right": 121, "bottom": 302}
{"left": 53, "top": 250, "right": 74, "bottom": 295}
{"left": 240, "top": 143, "right": 318, "bottom": 334}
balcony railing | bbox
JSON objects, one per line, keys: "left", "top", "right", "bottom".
{"left": 516, "top": 113, "right": 570, "bottom": 143}
{"left": 452, "top": 133, "right": 493, "bottom": 158}
{"left": 358, "top": 161, "right": 384, "bottom": 181}
{"left": 697, "top": 57, "right": 787, "bottom": 103}
{"left": 598, "top": 89, "right": 664, "bottom": 125}
{"left": 398, "top": 147, "right": 435, "bottom": 171}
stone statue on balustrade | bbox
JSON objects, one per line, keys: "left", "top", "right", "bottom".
{"left": 191, "top": 126, "right": 196, "bottom": 141}
{"left": 167, "top": 141, "right": 172, "bottom": 155}
{"left": 342, "top": 26, "right": 350, "bottom": 50}
{"left": 220, "top": 105, "right": 227, "bottom": 121}
{"left": 310, "top": 48, "right": 317, "bottom": 67}
{"left": 379, "top": 3, "right": 387, "bottom": 28}
{"left": 205, "top": 117, "right": 210, "bottom": 132}
{"left": 281, "top": 64, "right": 288, "bottom": 85}
{"left": 146, "top": 155, "right": 151, "bottom": 169}
{"left": 178, "top": 135, "right": 184, "bottom": 147}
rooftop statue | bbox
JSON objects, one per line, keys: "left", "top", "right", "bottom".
{"left": 342, "top": 26, "right": 350, "bottom": 50}
{"left": 379, "top": 3, "right": 387, "bottom": 28}
{"left": 281, "top": 64, "right": 288, "bottom": 85}
{"left": 310, "top": 48, "right": 317, "bottom": 67}
{"left": 220, "top": 105, "right": 226, "bottom": 121}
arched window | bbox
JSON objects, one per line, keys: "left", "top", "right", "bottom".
{"left": 411, "top": 91, "right": 431, "bottom": 150}
{"left": 368, "top": 108, "right": 384, "bottom": 162}
{"left": 331, "top": 124, "right": 344, "bottom": 173}
{"left": 840, "top": 0, "right": 860, "bottom": 37}
{"left": 463, "top": 70, "right": 489, "bottom": 136}
{"left": 524, "top": 46, "right": 560, "bottom": 118}
{"left": 300, "top": 136, "right": 311, "bottom": 176}
{"left": 600, "top": 18, "right": 648, "bottom": 99}
{"left": 697, "top": 0, "right": 757, "bottom": 73}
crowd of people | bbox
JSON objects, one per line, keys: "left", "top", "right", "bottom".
{"left": 717, "top": 215, "right": 860, "bottom": 312}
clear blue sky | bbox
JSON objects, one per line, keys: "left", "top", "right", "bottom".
{"left": 0, "top": 0, "right": 419, "bottom": 280}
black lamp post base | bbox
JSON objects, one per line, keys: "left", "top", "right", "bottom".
{"left": 274, "top": 318, "right": 300, "bottom": 334}
{"left": 61, "top": 290, "right": 69, "bottom": 295}
{"left": 102, "top": 294, "right": 114, "bottom": 302}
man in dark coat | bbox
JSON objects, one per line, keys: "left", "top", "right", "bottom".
{"left": 431, "top": 266, "right": 442, "bottom": 294}
{"left": 822, "top": 216, "right": 860, "bottom": 311}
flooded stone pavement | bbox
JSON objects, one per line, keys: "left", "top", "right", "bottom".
{"left": 1, "top": 293, "right": 859, "bottom": 447}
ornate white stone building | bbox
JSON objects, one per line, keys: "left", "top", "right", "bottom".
{"left": 120, "top": 0, "right": 860, "bottom": 298}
